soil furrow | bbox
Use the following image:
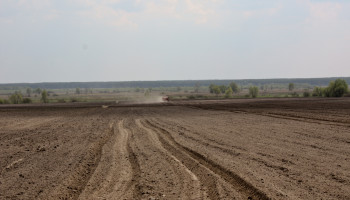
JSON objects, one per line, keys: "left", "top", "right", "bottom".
{"left": 52, "top": 121, "right": 115, "bottom": 200}
{"left": 135, "top": 119, "right": 204, "bottom": 199}
{"left": 145, "top": 119, "right": 270, "bottom": 200}
{"left": 189, "top": 105, "right": 350, "bottom": 128}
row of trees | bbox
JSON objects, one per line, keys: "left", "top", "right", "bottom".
{"left": 209, "top": 82, "right": 240, "bottom": 98}
{"left": 0, "top": 90, "right": 49, "bottom": 104}
{"left": 312, "top": 79, "right": 348, "bottom": 97}
{"left": 208, "top": 79, "right": 348, "bottom": 99}
{"left": 208, "top": 82, "right": 259, "bottom": 98}
{"left": 24, "top": 87, "right": 92, "bottom": 96}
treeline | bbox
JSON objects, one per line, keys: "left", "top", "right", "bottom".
{"left": 1, "top": 77, "right": 350, "bottom": 90}
{"left": 208, "top": 79, "right": 349, "bottom": 99}
{"left": 209, "top": 82, "right": 259, "bottom": 98}
{"left": 0, "top": 89, "right": 49, "bottom": 104}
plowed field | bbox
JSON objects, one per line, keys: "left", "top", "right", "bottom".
{"left": 1, "top": 98, "right": 350, "bottom": 199}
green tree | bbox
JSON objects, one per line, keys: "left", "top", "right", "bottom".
{"left": 249, "top": 86, "right": 259, "bottom": 98}
{"left": 0, "top": 98, "right": 3, "bottom": 104}
{"left": 76, "top": 88, "right": 81, "bottom": 94}
{"left": 26, "top": 88, "right": 32, "bottom": 97}
{"left": 225, "top": 87, "right": 233, "bottom": 98}
{"left": 219, "top": 85, "right": 227, "bottom": 94}
{"left": 41, "top": 90, "right": 49, "bottom": 103}
{"left": 326, "top": 79, "right": 349, "bottom": 97}
{"left": 212, "top": 86, "right": 221, "bottom": 96}
{"left": 312, "top": 87, "right": 323, "bottom": 97}
{"left": 229, "top": 82, "right": 240, "bottom": 93}
{"left": 9, "top": 92, "right": 23, "bottom": 104}
{"left": 288, "top": 83, "right": 295, "bottom": 91}
{"left": 209, "top": 84, "right": 216, "bottom": 93}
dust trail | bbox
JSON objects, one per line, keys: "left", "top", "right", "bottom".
{"left": 136, "top": 95, "right": 166, "bottom": 104}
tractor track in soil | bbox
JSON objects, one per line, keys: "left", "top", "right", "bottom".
{"left": 135, "top": 119, "right": 204, "bottom": 199}
{"left": 143, "top": 119, "right": 270, "bottom": 200}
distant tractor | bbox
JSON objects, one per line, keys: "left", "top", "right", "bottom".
{"left": 162, "top": 96, "right": 169, "bottom": 102}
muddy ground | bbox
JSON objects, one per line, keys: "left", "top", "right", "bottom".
{"left": 0, "top": 98, "right": 349, "bottom": 199}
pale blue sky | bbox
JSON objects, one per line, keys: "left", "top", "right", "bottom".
{"left": 1, "top": 0, "right": 350, "bottom": 83}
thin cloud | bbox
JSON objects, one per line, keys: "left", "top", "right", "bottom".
{"left": 308, "top": 1, "right": 342, "bottom": 20}
{"left": 77, "top": 5, "right": 138, "bottom": 29}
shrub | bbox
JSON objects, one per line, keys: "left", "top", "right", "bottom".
{"left": 249, "top": 86, "right": 259, "bottom": 98}
{"left": 70, "top": 97, "right": 79, "bottom": 102}
{"left": 41, "top": 90, "right": 49, "bottom": 103}
{"left": 291, "top": 92, "right": 299, "bottom": 97}
{"left": 0, "top": 99, "right": 3, "bottom": 104}
{"left": 187, "top": 95, "right": 195, "bottom": 99}
{"left": 195, "top": 95, "right": 205, "bottom": 99}
{"left": 3, "top": 99, "right": 10, "bottom": 104}
{"left": 288, "top": 83, "right": 295, "bottom": 91}
{"left": 225, "top": 87, "right": 233, "bottom": 98}
{"left": 144, "top": 89, "right": 151, "bottom": 96}
{"left": 229, "top": 82, "right": 240, "bottom": 93}
{"left": 22, "top": 98, "right": 32, "bottom": 104}
{"left": 209, "top": 84, "right": 215, "bottom": 93}
{"left": 303, "top": 91, "right": 310, "bottom": 97}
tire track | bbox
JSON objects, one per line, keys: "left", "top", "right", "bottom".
{"left": 145, "top": 119, "right": 270, "bottom": 200}
{"left": 78, "top": 120, "right": 141, "bottom": 200}
{"left": 154, "top": 117, "right": 245, "bottom": 156}
{"left": 122, "top": 119, "right": 143, "bottom": 200}
{"left": 141, "top": 120, "right": 220, "bottom": 200}
{"left": 135, "top": 119, "right": 204, "bottom": 200}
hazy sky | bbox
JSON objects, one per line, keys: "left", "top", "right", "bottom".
{"left": 1, "top": 0, "right": 350, "bottom": 83}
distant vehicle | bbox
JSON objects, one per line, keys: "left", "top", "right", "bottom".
{"left": 162, "top": 96, "right": 169, "bottom": 102}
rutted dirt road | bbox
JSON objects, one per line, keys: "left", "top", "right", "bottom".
{"left": 1, "top": 98, "right": 350, "bottom": 199}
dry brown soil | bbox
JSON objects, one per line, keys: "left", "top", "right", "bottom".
{"left": 1, "top": 98, "right": 350, "bottom": 199}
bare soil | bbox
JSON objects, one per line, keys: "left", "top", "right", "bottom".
{"left": 1, "top": 98, "right": 350, "bottom": 199}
